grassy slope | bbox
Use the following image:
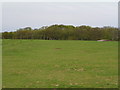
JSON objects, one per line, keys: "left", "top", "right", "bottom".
{"left": 2, "top": 40, "right": 118, "bottom": 88}
{"left": 0, "top": 39, "right": 2, "bottom": 89}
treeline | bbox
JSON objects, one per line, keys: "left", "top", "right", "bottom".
{"left": 2, "top": 24, "right": 119, "bottom": 41}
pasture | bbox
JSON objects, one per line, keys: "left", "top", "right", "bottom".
{"left": 2, "top": 40, "right": 118, "bottom": 88}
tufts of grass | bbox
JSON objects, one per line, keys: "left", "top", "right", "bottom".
{"left": 2, "top": 40, "right": 118, "bottom": 88}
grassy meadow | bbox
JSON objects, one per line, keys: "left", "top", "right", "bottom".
{"left": 2, "top": 39, "right": 118, "bottom": 88}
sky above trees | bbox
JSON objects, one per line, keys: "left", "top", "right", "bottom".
{"left": 2, "top": 2, "right": 118, "bottom": 32}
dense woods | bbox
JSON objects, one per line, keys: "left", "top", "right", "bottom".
{"left": 2, "top": 24, "right": 119, "bottom": 41}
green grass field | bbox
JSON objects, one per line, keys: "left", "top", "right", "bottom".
{"left": 2, "top": 39, "right": 118, "bottom": 88}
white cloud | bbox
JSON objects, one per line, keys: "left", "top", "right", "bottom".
{"left": 2, "top": 2, "right": 118, "bottom": 32}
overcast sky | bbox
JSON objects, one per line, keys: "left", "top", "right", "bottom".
{"left": 2, "top": 2, "right": 118, "bottom": 32}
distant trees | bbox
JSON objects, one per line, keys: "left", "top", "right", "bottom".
{"left": 2, "top": 24, "right": 119, "bottom": 41}
{"left": 2, "top": 32, "right": 14, "bottom": 39}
